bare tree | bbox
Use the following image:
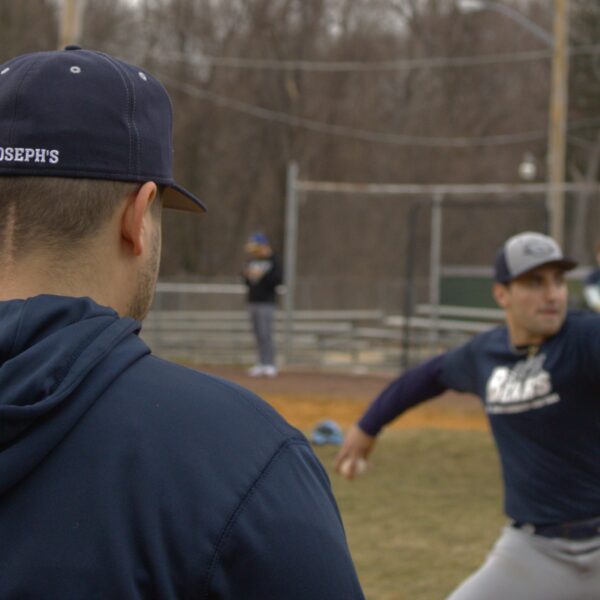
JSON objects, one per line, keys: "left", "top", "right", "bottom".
{"left": 5, "top": 0, "right": 592, "bottom": 294}
{"left": 0, "top": 0, "right": 57, "bottom": 61}
{"left": 567, "top": 0, "right": 600, "bottom": 261}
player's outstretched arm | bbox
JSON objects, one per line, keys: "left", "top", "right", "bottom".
{"left": 334, "top": 425, "right": 376, "bottom": 480}
{"left": 335, "top": 354, "right": 451, "bottom": 481}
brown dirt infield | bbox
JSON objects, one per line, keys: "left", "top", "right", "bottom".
{"left": 192, "top": 365, "right": 488, "bottom": 432}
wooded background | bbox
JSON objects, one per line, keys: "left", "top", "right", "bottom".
{"left": 1, "top": 0, "right": 599, "bottom": 304}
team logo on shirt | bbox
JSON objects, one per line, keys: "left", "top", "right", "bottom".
{"left": 485, "top": 354, "right": 559, "bottom": 414}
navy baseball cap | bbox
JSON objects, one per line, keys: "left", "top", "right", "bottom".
{"left": 0, "top": 46, "right": 206, "bottom": 213}
{"left": 494, "top": 232, "right": 577, "bottom": 283}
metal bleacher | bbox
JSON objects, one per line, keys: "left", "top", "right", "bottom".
{"left": 141, "top": 302, "right": 502, "bottom": 372}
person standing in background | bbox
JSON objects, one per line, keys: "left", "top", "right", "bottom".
{"left": 243, "top": 232, "right": 282, "bottom": 377}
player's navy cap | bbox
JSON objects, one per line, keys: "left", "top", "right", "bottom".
{"left": 0, "top": 46, "right": 206, "bottom": 213}
{"left": 494, "top": 232, "right": 577, "bottom": 283}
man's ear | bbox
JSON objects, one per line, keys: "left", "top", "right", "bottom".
{"left": 493, "top": 282, "right": 510, "bottom": 309}
{"left": 121, "top": 182, "right": 158, "bottom": 257}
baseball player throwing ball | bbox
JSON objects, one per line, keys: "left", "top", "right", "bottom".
{"left": 335, "top": 231, "right": 600, "bottom": 600}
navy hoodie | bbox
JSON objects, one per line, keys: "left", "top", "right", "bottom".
{"left": 0, "top": 295, "right": 364, "bottom": 599}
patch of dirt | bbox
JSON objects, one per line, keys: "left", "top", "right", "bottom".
{"left": 192, "top": 365, "right": 488, "bottom": 432}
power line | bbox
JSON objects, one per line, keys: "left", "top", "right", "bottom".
{"left": 159, "top": 60, "right": 600, "bottom": 150}
{"left": 155, "top": 43, "right": 600, "bottom": 73}
{"left": 160, "top": 74, "right": 548, "bottom": 148}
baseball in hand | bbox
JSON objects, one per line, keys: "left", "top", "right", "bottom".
{"left": 340, "top": 457, "right": 367, "bottom": 478}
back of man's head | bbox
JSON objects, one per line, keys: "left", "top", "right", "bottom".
{"left": 0, "top": 47, "right": 205, "bottom": 214}
{"left": 0, "top": 47, "right": 205, "bottom": 315}
{"left": 0, "top": 47, "right": 207, "bottom": 261}
{"left": 0, "top": 177, "right": 139, "bottom": 261}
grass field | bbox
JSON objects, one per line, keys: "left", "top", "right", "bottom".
{"left": 313, "top": 429, "right": 505, "bottom": 600}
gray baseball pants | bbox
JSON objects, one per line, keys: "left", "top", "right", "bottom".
{"left": 248, "top": 302, "right": 276, "bottom": 365}
{"left": 446, "top": 525, "right": 600, "bottom": 600}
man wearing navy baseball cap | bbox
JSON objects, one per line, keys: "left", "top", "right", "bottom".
{"left": 0, "top": 47, "right": 364, "bottom": 599}
{"left": 337, "top": 231, "right": 600, "bottom": 600}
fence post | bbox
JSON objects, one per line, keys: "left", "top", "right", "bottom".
{"left": 429, "top": 193, "right": 443, "bottom": 350}
{"left": 283, "top": 161, "right": 299, "bottom": 365}
{"left": 401, "top": 202, "right": 419, "bottom": 370}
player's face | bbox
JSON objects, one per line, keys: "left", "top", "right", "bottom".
{"left": 246, "top": 243, "right": 271, "bottom": 259}
{"left": 494, "top": 264, "right": 568, "bottom": 346}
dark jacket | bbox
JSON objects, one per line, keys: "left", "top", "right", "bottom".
{"left": 243, "top": 254, "right": 282, "bottom": 304}
{"left": 0, "top": 295, "right": 364, "bottom": 599}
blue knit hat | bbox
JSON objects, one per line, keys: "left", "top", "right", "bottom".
{"left": 248, "top": 232, "right": 269, "bottom": 246}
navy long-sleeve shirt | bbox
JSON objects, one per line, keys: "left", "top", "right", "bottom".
{"left": 359, "top": 354, "right": 446, "bottom": 436}
{"left": 357, "top": 314, "right": 600, "bottom": 525}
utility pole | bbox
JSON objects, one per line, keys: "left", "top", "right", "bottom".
{"left": 58, "top": 0, "right": 86, "bottom": 49}
{"left": 283, "top": 161, "right": 299, "bottom": 365}
{"left": 547, "top": 0, "right": 569, "bottom": 246}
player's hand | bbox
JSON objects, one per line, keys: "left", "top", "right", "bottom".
{"left": 334, "top": 424, "right": 376, "bottom": 480}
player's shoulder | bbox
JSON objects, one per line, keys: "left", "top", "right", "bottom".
{"left": 111, "top": 353, "right": 300, "bottom": 442}
{"left": 441, "top": 325, "right": 506, "bottom": 371}
{"left": 562, "top": 310, "right": 600, "bottom": 335}
{"left": 459, "top": 323, "right": 507, "bottom": 354}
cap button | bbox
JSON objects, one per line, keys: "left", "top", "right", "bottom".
{"left": 64, "top": 45, "right": 82, "bottom": 51}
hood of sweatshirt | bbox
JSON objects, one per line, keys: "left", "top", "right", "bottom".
{"left": 0, "top": 295, "right": 149, "bottom": 495}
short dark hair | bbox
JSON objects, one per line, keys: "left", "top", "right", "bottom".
{"left": 0, "top": 177, "right": 155, "bottom": 256}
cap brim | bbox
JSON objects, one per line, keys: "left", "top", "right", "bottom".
{"left": 162, "top": 183, "right": 207, "bottom": 214}
{"left": 513, "top": 258, "right": 578, "bottom": 280}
